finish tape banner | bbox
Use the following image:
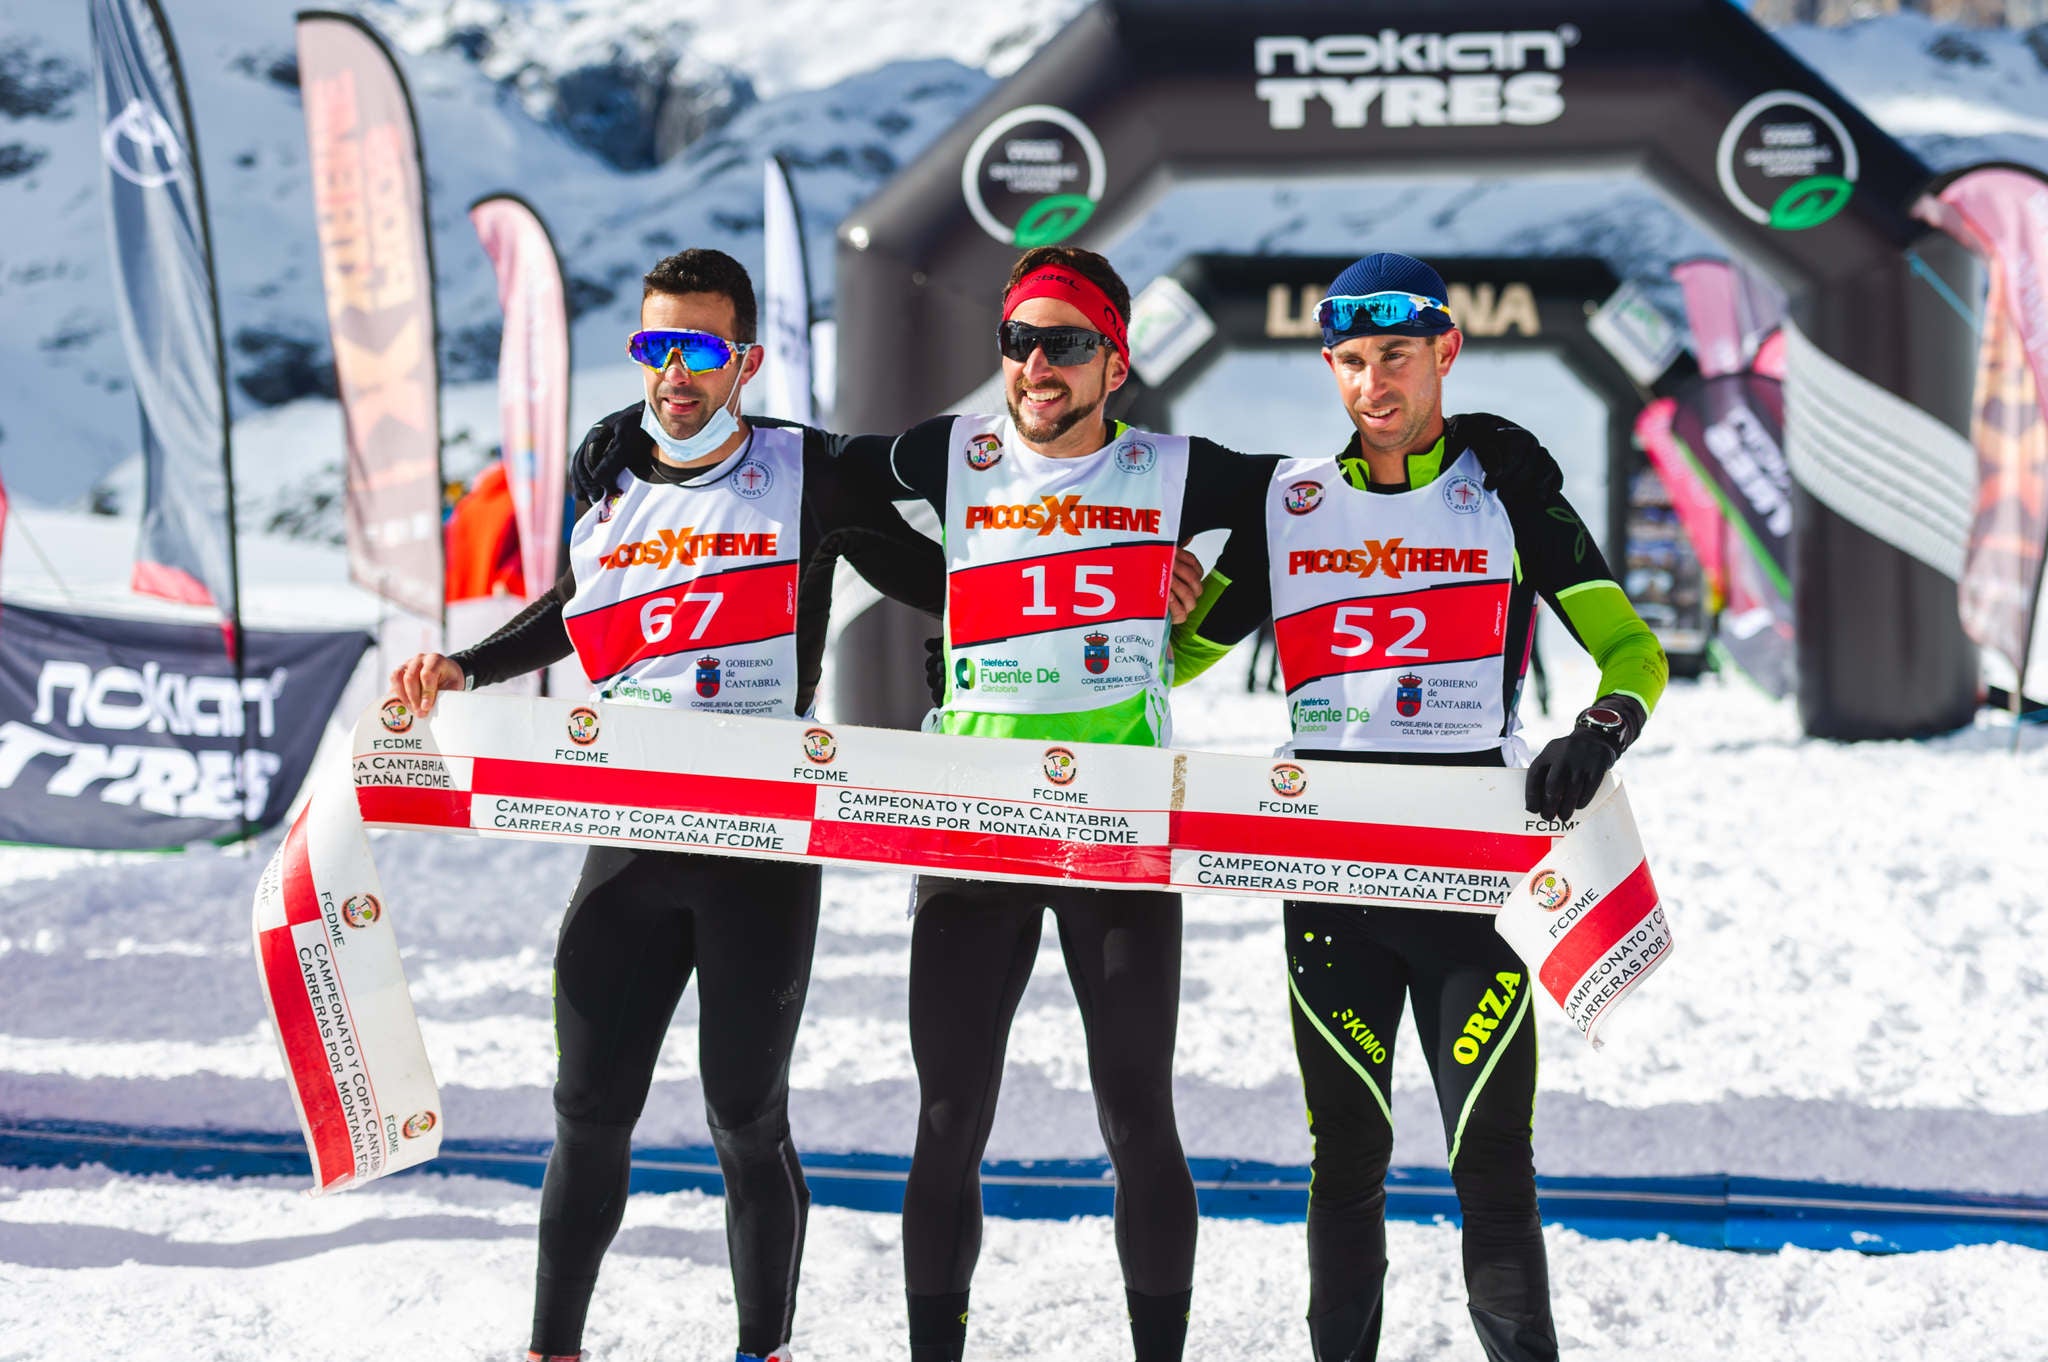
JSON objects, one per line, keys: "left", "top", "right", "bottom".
{"left": 254, "top": 693, "right": 1668, "bottom": 1191}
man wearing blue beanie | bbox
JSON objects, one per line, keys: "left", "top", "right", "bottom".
{"left": 1174, "top": 252, "right": 1668, "bottom": 1362}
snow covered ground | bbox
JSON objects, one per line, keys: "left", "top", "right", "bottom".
{"left": 3, "top": 646, "right": 2045, "bottom": 1358}
{"left": 8, "top": 4, "right": 2048, "bottom": 1353}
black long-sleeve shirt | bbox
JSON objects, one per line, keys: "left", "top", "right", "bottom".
{"left": 450, "top": 405, "right": 944, "bottom": 715}
{"left": 825, "top": 414, "right": 1277, "bottom": 536}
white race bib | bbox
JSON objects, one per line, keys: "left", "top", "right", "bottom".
{"left": 562, "top": 426, "right": 802, "bottom": 716}
{"left": 938, "top": 415, "right": 1189, "bottom": 716}
{"left": 1266, "top": 450, "right": 1517, "bottom": 755}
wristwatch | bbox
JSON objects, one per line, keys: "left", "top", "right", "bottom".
{"left": 1576, "top": 704, "right": 1630, "bottom": 750}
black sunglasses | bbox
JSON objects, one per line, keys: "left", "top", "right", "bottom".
{"left": 997, "top": 320, "right": 1112, "bottom": 367}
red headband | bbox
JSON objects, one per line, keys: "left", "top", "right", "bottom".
{"left": 1001, "top": 266, "right": 1129, "bottom": 366}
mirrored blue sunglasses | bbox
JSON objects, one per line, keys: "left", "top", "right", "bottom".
{"left": 1314, "top": 291, "right": 1455, "bottom": 336}
{"left": 626, "top": 328, "right": 753, "bottom": 373}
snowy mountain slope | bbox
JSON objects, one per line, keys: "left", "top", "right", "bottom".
{"left": 0, "top": 0, "right": 1042, "bottom": 513}
{"left": 4, "top": 3, "right": 2048, "bottom": 527}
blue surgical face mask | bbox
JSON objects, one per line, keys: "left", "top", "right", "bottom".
{"left": 641, "top": 363, "right": 745, "bottom": 463}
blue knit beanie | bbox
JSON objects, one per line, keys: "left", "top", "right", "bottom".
{"left": 1319, "top": 253, "right": 1455, "bottom": 345}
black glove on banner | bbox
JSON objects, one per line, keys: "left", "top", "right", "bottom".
{"left": 1526, "top": 694, "right": 1645, "bottom": 821}
{"left": 924, "top": 636, "right": 946, "bottom": 707}
{"left": 1451, "top": 412, "right": 1566, "bottom": 500}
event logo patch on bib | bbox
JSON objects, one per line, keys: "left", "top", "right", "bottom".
{"left": 966, "top": 433, "right": 1004, "bottom": 470}
{"left": 1284, "top": 480, "right": 1324, "bottom": 515}
{"left": 1531, "top": 869, "right": 1570, "bottom": 910}
{"left": 379, "top": 699, "right": 414, "bottom": 734}
{"left": 1270, "top": 763, "right": 1308, "bottom": 797}
{"left": 803, "top": 727, "right": 837, "bottom": 764}
{"left": 731, "top": 459, "right": 774, "bottom": 500}
{"left": 1116, "top": 440, "right": 1158, "bottom": 474}
{"left": 341, "top": 894, "right": 382, "bottom": 929}
{"left": 1043, "top": 746, "right": 1078, "bottom": 785}
{"left": 566, "top": 707, "right": 601, "bottom": 746}
{"left": 1443, "top": 474, "right": 1484, "bottom": 514}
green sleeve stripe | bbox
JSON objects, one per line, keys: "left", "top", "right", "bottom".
{"left": 1554, "top": 578, "right": 1624, "bottom": 603}
{"left": 1169, "top": 568, "right": 1236, "bottom": 686}
{"left": 1554, "top": 578, "right": 1669, "bottom": 716}
{"left": 1170, "top": 630, "right": 1233, "bottom": 686}
{"left": 1182, "top": 567, "right": 1231, "bottom": 636}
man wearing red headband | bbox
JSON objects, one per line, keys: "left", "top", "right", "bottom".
{"left": 828, "top": 245, "right": 1279, "bottom": 1362}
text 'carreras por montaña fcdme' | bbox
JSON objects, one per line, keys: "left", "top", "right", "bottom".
{"left": 1254, "top": 28, "right": 1575, "bottom": 130}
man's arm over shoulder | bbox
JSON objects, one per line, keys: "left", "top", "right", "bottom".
{"left": 816, "top": 414, "right": 953, "bottom": 511}
{"left": 1171, "top": 441, "right": 1279, "bottom": 684}
{"left": 800, "top": 428, "right": 944, "bottom": 618}
{"left": 1448, "top": 412, "right": 1565, "bottom": 501}
{"left": 567, "top": 402, "right": 646, "bottom": 504}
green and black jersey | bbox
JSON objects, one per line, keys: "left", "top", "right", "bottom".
{"left": 1175, "top": 414, "right": 1666, "bottom": 762}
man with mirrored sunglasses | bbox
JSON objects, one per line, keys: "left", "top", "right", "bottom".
{"left": 388, "top": 248, "right": 944, "bottom": 1362}
{"left": 1175, "top": 252, "right": 1669, "bottom": 1362}
{"left": 815, "top": 245, "right": 1262, "bottom": 1362}
{"left": 822, "top": 243, "right": 1552, "bottom": 1362}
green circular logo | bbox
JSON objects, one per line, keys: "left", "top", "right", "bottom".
{"left": 1768, "top": 175, "right": 1853, "bottom": 231}
{"left": 1012, "top": 194, "right": 1096, "bottom": 248}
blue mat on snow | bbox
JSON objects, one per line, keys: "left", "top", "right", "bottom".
{"left": 4, "top": 1117, "right": 2044, "bottom": 1255}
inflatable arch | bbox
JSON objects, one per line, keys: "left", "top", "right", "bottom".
{"left": 833, "top": 0, "right": 1979, "bottom": 739}
{"left": 1115, "top": 253, "right": 1647, "bottom": 559}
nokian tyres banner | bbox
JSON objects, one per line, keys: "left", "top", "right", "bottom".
{"left": 298, "top": 12, "right": 444, "bottom": 624}
{"left": 0, "top": 605, "right": 370, "bottom": 850}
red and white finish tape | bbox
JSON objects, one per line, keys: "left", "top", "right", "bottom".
{"left": 253, "top": 693, "right": 1670, "bottom": 1190}
{"left": 1495, "top": 790, "right": 1672, "bottom": 1049}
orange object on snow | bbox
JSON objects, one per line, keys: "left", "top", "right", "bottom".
{"left": 444, "top": 461, "right": 525, "bottom": 601}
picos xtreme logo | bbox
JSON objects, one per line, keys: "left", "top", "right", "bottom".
{"left": 599, "top": 528, "right": 779, "bottom": 570}
{"left": 965, "top": 495, "right": 1162, "bottom": 536}
{"left": 1287, "top": 539, "right": 1491, "bottom": 579}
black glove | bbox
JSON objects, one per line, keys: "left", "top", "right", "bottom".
{"left": 1525, "top": 695, "right": 1644, "bottom": 821}
{"left": 1452, "top": 412, "right": 1565, "bottom": 501}
{"left": 924, "top": 636, "right": 946, "bottom": 706}
{"left": 568, "top": 406, "right": 640, "bottom": 504}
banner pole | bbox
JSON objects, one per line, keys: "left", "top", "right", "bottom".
{"left": 144, "top": 0, "right": 250, "bottom": 837}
